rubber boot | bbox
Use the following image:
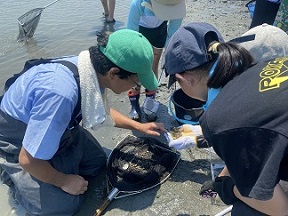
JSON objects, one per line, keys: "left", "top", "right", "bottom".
{"left": 143, "top": 89, "right": 159, "bottom": 122}
{"left": 128, "top": 90, "right": 141, "bottom": 121}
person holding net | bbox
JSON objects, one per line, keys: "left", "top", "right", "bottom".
{"left": 0, "top": 29, "right": 165, "bottom": 215}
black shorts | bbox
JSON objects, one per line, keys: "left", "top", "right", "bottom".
{"left": 139, "top": 21, "right": 168, "bottom": 48}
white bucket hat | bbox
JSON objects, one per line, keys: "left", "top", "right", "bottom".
{"left": 240, "top": 23, "right": 288, "bottom": 62}
{"left": 142, "top": 0, "right": 186, "bottom": 20}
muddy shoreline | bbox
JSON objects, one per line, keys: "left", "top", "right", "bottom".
{"left": 77, "top": 0, "right": 251, "bottom": 215}
{"left": 0, "top": 0, "right": 252, "bottom": 215}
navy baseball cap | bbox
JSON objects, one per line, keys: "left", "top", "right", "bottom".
{"left": 164, "top": 22, "right": 224, "bottom": 88}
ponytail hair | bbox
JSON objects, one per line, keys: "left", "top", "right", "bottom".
{"left": 207, "top": 42, "right": 254, "bottom": 89}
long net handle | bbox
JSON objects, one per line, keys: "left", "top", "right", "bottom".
{"left": 94, "top": 198, "right": 112, "bottom": 216}
{"left": 94, "top": 188, "right": 119, "bottom": 216}
{"left": 215, "top": 205, "right": 233, "bottom": 216}
{"left": 44, "top": 0, "right": 61, "bottom": 9}
{"left": 209, "top": 148, "right": 216, "bottom": 205}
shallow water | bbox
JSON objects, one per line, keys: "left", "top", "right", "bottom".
{"left": 0, "top": 0, "right": 130, "bottom": 82}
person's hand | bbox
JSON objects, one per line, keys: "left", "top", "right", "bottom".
{"left": 165, "top": 124, "right": 203, "bottom": 149}
{"left": 199, "top": 180, "right": 218, "bottom": 198}
{"left": 61, "top": 174, "right": 88, "bottom": 195}
{"left": 172, "top": 124, "right": 203, "bottom": 137}
{"left": 213, "top": 176, "right": 238, "bottom": 205}
{"left": 199, "top": 176, "right": 238, "bottom": 205}
{"left": 137, "top": 122, "right": 166, "bottom": 136}
{"left": 166, "top": 132, "right": 197, "bottom": 149}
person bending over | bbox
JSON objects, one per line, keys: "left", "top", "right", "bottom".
{"left": 164, "top": 22, "right": 288, "bottom": 215}
{"left": 0, "top": 29, "right": 165, "bottom": 215}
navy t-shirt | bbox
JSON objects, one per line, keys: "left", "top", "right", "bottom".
{"left": 200, "top": 56, "right": 288, "bottom": 201}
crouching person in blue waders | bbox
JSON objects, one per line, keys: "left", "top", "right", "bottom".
{"left": 126, "top": 0, "right": 186, "bottom": 122}
{"left": 0, "top": 29, "right": 165, "bottom": 215}
{"left": 164, "top": 22, "right": 288, "bottom": 215}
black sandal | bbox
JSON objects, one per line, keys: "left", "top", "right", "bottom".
{"left": 105, "top": 18, "right": 116, "bottom": 23}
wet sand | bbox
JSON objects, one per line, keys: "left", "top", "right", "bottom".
{"left": 76, "top": 1, "right": 251, "bottom": 215}
{"left": 0, "top": 0, "right": 251, "bottom": 215}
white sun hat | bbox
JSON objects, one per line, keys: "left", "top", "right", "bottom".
{"left": 240, "top": 23, "right": 288, "bottom": 62}
{"left": 142, "top": 0, "right": 186, "bottom": 20}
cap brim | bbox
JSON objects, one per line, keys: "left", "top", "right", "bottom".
{"left": 138, "top": 70, "right": 159, "bottom": 91}
{"left": 229, "top": 34, "right": 255, "bottom": 43}
{"left": 151, "top": 0, "right": 186, "bottom": 20}
{"left": 167, "top": 74, "right": 176, "bottom": 89}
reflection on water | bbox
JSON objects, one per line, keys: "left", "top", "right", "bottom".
{"left": 0, "top": 0, "right": 130, "bottom": 85}
{"left": 98, "top": 22, "right": 117, "bottom": 36}
{"left": 0, "top": 1, "right": 130, "bottom": 213}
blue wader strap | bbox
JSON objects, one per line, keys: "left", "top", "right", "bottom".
{"left": 3, "top": 58, "right": 82, "bottom": 127}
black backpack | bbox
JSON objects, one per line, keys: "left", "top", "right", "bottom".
{"left": 3, "top": 58, "right": 82, "bottom": 129}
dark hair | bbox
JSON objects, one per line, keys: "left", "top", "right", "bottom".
{"left": 204, "top": 42, "right": 254, "bottom": 88}
{"left": 88, "top": 32, "right": 135, "bottom": 79}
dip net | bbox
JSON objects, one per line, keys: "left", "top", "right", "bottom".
{"left": 17, "top": 8, "right": 43, "bottom": 42}
{"left": 107, "top": 136, "right": 180, "bottom": 193}
{"left": 16, "top": 0, "right": 61, "bottom": 42}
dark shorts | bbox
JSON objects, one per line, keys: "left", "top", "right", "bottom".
{"left": 139, "top": 21, "right": 168, "bottom": 48}
{"left": 250, "top": 0, "right": 280, "bottom": 28}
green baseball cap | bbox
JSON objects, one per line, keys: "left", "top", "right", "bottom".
{"left": 100, "top": 29, "right": 158, "bottom": 91}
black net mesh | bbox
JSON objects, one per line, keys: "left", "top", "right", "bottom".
{"left": 17, "top": 8, "right": 43, "bottom": 41}
{"left": 107, "top": 136, "right": 180, "bottom": 192}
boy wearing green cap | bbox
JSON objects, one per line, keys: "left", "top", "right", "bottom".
{"left": 0, "top": 29, "right": 165, "bottom": 215}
